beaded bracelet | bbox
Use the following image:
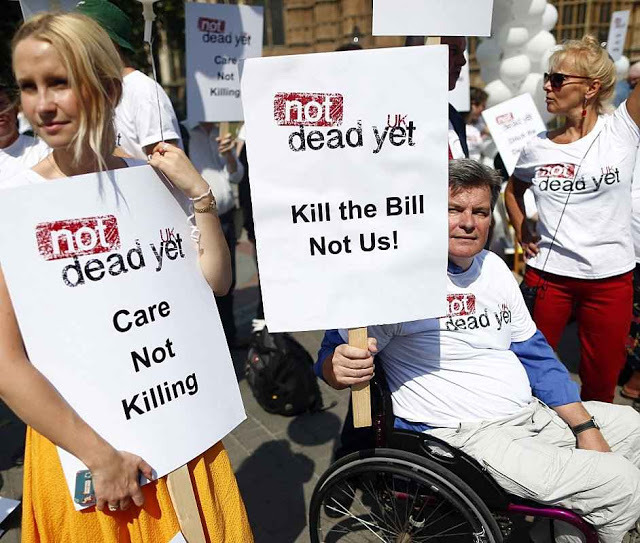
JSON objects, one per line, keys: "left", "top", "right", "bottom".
{"left": 190, "top": 187, "right": 213, "bottom": 203}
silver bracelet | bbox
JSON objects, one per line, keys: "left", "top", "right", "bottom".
{"left": 190, "top": 187, "right": 213, "bottom": 203}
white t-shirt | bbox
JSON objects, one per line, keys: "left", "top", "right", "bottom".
{"left": 632, "top": 156, "right": 640, "bottom": 263}
{"left": 448, "top": 121, "right": 466, "bottom": 159}
{"left": 0, "top": 135, "right": 49, "bottom": 184}
{"left": 340, "top": 251, "right": 536, "bottom": 428}
{"left": 115, "top": 70, "right": 183, "bottom": 160}
{"left": 466, "top": 123, "right": 484, "bottom": 161}
{"left": 513, "top": 102, "right": 640, "bottom": 279}
{"left": 187, "top": 124, "right": 244, "bottom": 216}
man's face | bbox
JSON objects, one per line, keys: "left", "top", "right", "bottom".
{"left": 442, "top": 37, "right": 467, "bottom": 91}
{"left": 448, "top": 185, "right": 492, "bottom": 261}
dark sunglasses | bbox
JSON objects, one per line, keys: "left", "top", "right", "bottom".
{"left": 544, "top": 72, "right": 591, "bottom": 89}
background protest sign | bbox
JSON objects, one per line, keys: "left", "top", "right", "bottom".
{"left": 482, "top": 93, "right": 546, "bottom": 176}
{"left": 607, "top": 10, "right": 631, "bottom": 62}
{"left": 0, "top": 166, "right": 245, "bottom": 506}
{"left": 16, "top": 0, "right": 76, "bottom": 18}
{"left": 186, "top": 2, "right": 263, "bottom": 123}
{"left": 372, "top": 0, "right": 494, "bottom": 37}
{"left": 241, "top": 46, "right": 449, "bottom": 333}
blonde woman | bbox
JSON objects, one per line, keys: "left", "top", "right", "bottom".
{"left": 1, "top": 12, "right": 252, "bottom": 542}
{"left": 505, "top": 36, "right": 640, "bottom": 404}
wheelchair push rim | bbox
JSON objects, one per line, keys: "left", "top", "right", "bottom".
{"left": 309, "top": 448, "right": 503, "bottom": 543}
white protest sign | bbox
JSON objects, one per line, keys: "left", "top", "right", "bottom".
{"left": 482, "top": 93, "right": 546, "bottom": 176}
{"left": 373, "top": 0, "right": 494, "bottom": 37}
{"left": 450, "top": 48, "right": 470, "bottom": 112}
{"left": 607, "top": 10, "right": 631, "bottom": 62}
{"left": 0, "top": 166, "right": 245, "bottom": 506}
{"left": 241, "top": 46, "right": 449, "bottom": 333}
{"left": 186, "top": 2, "right": 263, "bottom": 123}
{"left": 18, "top": 0, "right": 76, "bottom": 18}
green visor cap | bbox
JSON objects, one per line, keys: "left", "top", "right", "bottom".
{"left": 74, "top": 0, "right": 135, "bottom": 53}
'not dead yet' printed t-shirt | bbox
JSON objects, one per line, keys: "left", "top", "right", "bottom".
{"left": 340, "top": 251, "right": 537, "bottom": 428}
{"left": 513, "top": 101, "right": 640, "bottom": 279}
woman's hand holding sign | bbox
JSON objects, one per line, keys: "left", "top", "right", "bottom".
{"left": 148, "top": 142, "right": 232, "bottom": 295}
{"left": 323, "top": 338, "right": 378, "bottom": 390}
{"left": 90, "top": 448, "right": 154, "bottom": 512}
{"left": 148, "top": 142, "right": 210, "bottom": 199}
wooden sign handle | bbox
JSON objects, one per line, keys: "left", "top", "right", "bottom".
{"left": 167, "top": 465, "right": 206, "bottom": 543}
{"left": 349, "top": 327, "right": 372, "bottom": 428}
{"left": 426, "top": 37, "right": 442, "bottom": 45}
{"left": 219, "top": 121, "right": 230, "bottom": 136}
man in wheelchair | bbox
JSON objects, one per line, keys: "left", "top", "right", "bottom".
{"left": 315, "top": 159, "right": 640, "bottom": 543}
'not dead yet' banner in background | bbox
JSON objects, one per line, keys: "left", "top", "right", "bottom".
{"left": 186, "top": 2, "right": 263, "bottom": 123}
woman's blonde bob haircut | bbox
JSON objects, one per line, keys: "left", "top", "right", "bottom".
{"left": 12, "top": 12, "right": 123, "bottom": 170}
{"left": 548, "top": 35, "right": 616, "bottom": 114}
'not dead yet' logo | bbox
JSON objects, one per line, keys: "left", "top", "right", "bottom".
{"left": 273, "top": 92, "right": 344, "bottom": 127}
{"left": 36, "top": 215, "right": 120, "bottom": 261}
{"left": 198, "top": 17, "right": 226, "bottom": 33}
{"left": 446, "top": 294, "right": 476, "bottom": 317}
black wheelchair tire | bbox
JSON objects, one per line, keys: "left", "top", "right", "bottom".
{"left": 309, "top": 448, "right": 503, "bottom": 543}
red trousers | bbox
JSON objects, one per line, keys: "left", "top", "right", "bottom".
{"left": 524, "top": 267, "right": 633, "bottom": 403}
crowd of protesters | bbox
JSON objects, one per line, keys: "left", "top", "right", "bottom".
{"left": 3, "top": 0, "right": 640, "bottom": 542}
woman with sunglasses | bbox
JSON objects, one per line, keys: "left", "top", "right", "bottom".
{"left": 505, "top": 35, "right": 640, "bottom": 403}
{"left": 1, "top": 12, "right": 252, "bottom": 542}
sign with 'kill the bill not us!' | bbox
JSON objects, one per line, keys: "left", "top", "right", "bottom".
{"left": 241, "top": 46, "right": 450, "bottom": 333}
{"left": 0, "top": 166, "right": 245, "bottom": 507}
{"left": 186, "top": 2, "right": 263, "bottom": 122}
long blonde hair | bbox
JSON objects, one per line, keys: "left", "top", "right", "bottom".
{"left": 549, "top": 35, "right": 616, "bottom": 115}
{"left": 12, "top": 12, "right": 123, "bottom": 170}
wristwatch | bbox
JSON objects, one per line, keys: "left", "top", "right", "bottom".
{"left": 570, "top": 416, "right": 600, "bottom": 436}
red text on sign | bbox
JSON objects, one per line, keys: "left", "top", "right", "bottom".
{"left": 36, "top": 215, "right": 120, "bottom": 261}
{"left": 274, "top": 92, "right": 344, "bottom": 127}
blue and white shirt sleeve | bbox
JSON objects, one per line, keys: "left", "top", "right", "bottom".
{"left": 507, "top": 262, "right": 580, "bottom": 406}
{"left": 511, "top": 330, "right": 580, "bottom": 406}
{"left": 314, "top": 329, "right": 346, "bottom": 379}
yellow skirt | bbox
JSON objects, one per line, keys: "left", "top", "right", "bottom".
{"left": 21, "top": 427, "right": 253, "bottom": 543}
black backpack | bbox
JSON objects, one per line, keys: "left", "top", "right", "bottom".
{"left": 246, "top": 327, "right": 324, "bottom": 416}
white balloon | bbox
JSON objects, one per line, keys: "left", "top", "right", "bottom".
{"left": 491, "top": 2, "right": 514, "bottom": 33}
{"left": 536, "top": 47, "right": 556, "bottom": 73}
{"left": 542, "top": 3, "right": 559, "bottom": 32}
{"left": 519, "top": 73, "right": 554, "bottom": 122}
{"left": 525, "top": 30, "right": 557, "bottom": 63}
{"left": 498, "top": 25, "right": 530, "bottom": 53}
{"left": 485, "top": 79, "right": 514, "bottom": 107}
{"left": 476, "top": 38, "right": 502, "bottom": 64}
{"left": 616, "top": 55, "right": 631, "bottom": 79}
{"left": 519, "top": 72, "right": 544, "bottom": 96}
{"left": 500, "top": 54, "right": 532, "bottom": 83}
{"left": 513, "top": 0, "right": 547, "bottom": 20}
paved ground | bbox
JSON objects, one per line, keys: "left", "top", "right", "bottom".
{"left": 0, "top": 239, "right": 636, "bottom": 542}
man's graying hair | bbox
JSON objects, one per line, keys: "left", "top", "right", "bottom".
{"left": 449, "top": 159, "right": 502, "bottom": 211}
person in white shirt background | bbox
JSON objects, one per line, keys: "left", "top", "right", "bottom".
{"left": 187, "top": 121, "right": 244, "bottom": 347}
{"left": 0, "top": 80, "right": 49, "bottom": 182}
{"left": 506, "top": 35, "right": 640, "bottom": 404}
{"left": 464, "top": 86, "right": 488, "bottom": 161}
{"left": 75, "top": 0, "right": 183, "bottom": 160}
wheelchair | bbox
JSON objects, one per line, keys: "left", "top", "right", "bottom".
{"left": 308, "top": 371, "right": 598, "bottom": 543}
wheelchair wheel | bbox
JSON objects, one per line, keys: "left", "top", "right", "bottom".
{"left": 309, "top": 448, "right": 503, "bottom": 543}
